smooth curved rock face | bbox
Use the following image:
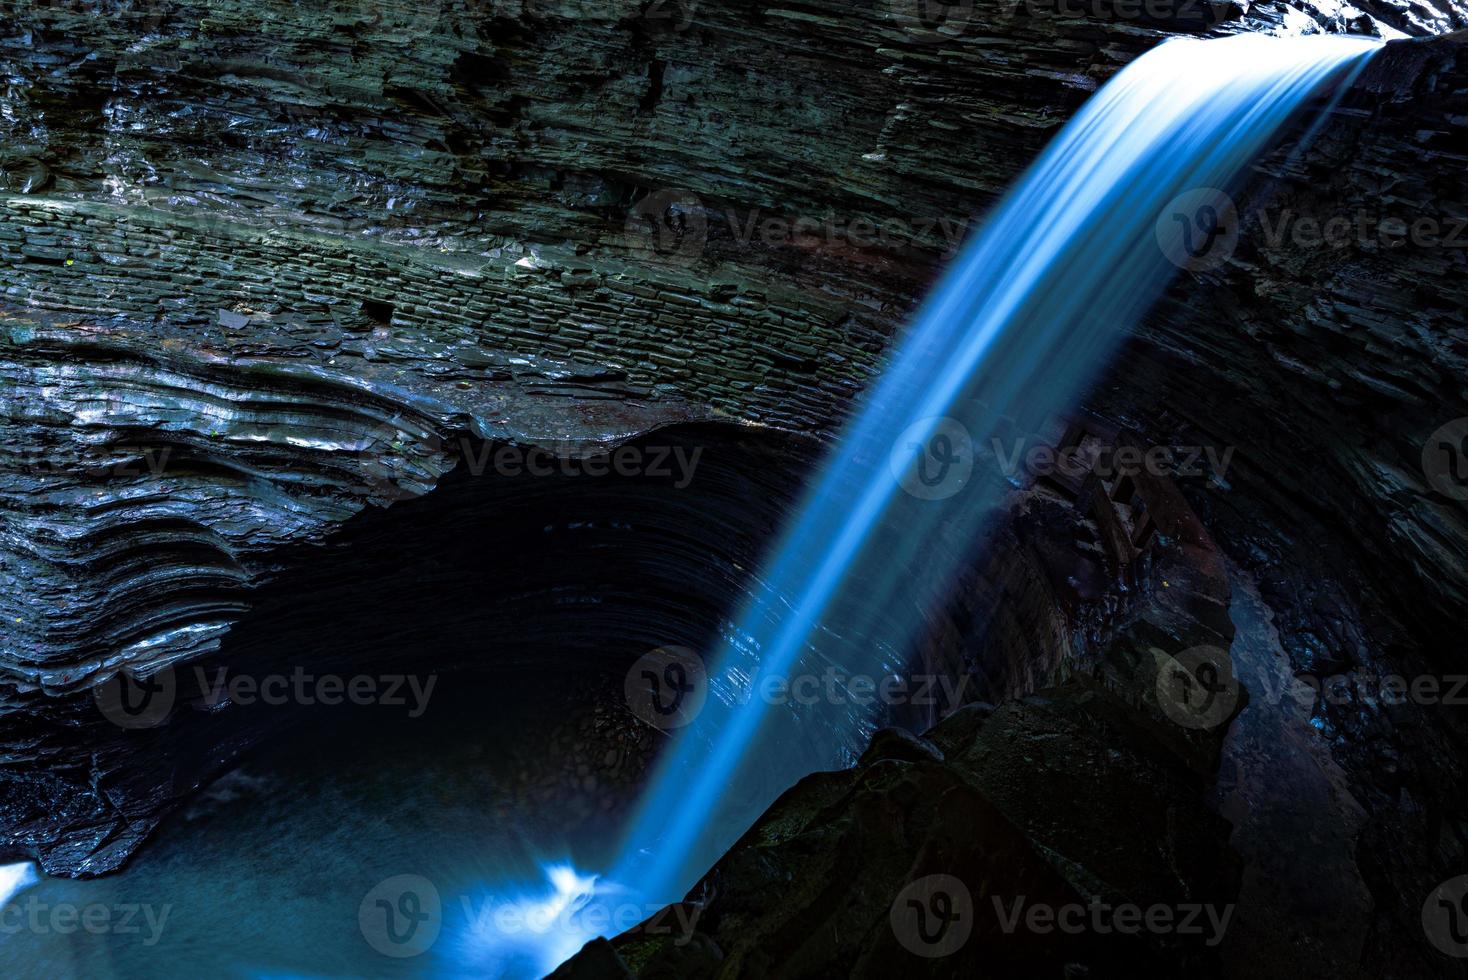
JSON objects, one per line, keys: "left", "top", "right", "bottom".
{"left": 1, "top": 421, "right": 818, "bottom": 875}
{"left": 0, "top": 309, "right": 715, "bottom": 875}
{"left": 0, "top": 307, "right": 709, "bottom": 691}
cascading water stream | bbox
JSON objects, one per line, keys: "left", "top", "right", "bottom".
{"left": 453, "top": 32, "right": 1380, "bottom": 978}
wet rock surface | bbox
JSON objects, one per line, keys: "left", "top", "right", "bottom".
{"left": 0, "top": 422, "right": 812, "bottom": 875}
{"left": 2, "top": 4, "right": 1463, "bottom": 715}
{"left": 556, "top": 444, "right": 1245, "bottom": 977}
{"left": 0, "top": 2, "right": 1466, "bottom": 977}
{"left": 558, "top": 682, "right": 1244, "bottom": 979}
{"left": 1083, "top": 35, "right": 1468, "bottom": 975}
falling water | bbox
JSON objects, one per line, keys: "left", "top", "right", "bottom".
{"left": 0, "top": 862, "right": 37, "bottom": 908}
{"left": 462, "top": 32, "right": 1380, "bottom": 977}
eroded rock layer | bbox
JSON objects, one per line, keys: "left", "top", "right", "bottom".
{"left": 2, "top": 2, "right": 1467, "bottom": 976}
{"left": 1, "top": 2, "right": 1462, "bottom": 696}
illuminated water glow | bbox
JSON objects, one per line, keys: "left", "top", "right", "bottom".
{"left": 463, "top": 33, "right": 1381, "bottom": 978}
{"left": 0, "top": 861, "right": 37, "bottom": 908}
{"left": 453, "top": 864, "right": 601, "bottom": 978}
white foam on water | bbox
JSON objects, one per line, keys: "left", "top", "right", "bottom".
{"left": 0, "top": 861, "right": 38, "bottom": 910}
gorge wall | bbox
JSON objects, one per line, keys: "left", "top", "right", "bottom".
{"left": 2, "top": 1, "right": 1468, "bottom": 974}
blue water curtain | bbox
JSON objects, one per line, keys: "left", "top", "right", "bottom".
{"left": 466, "top": 32, "right": 1380, "bottom": 979}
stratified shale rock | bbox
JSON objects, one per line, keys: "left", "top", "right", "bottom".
{"left": 0, "top": 4, "right": 1460, "bottom": 694}
{"left": 0, "top": 306, "right": 708, "bottom": 689}
{"left": 1, "top": 1, "right": 1467, "bottom": 976}
{"left": 1093, "top": 34, "right": 1468, "bottom": 977}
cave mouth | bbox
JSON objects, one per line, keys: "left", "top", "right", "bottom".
{"left": 4, "top": 421, "right": 821, "bottom": 975}
{"left": 0, "top": 417, "right": 1146, "bottom": 976}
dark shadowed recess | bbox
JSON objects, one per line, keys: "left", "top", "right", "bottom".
{"left": 1, "top": 415, "right": 1112, "bottom": 879}
{"left": 0, "top": 422, "right": 818, "bottom": 873}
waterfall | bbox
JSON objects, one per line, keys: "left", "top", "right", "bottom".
{"left": 457, "top": 31, "right": 1380, "bottom": 978}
